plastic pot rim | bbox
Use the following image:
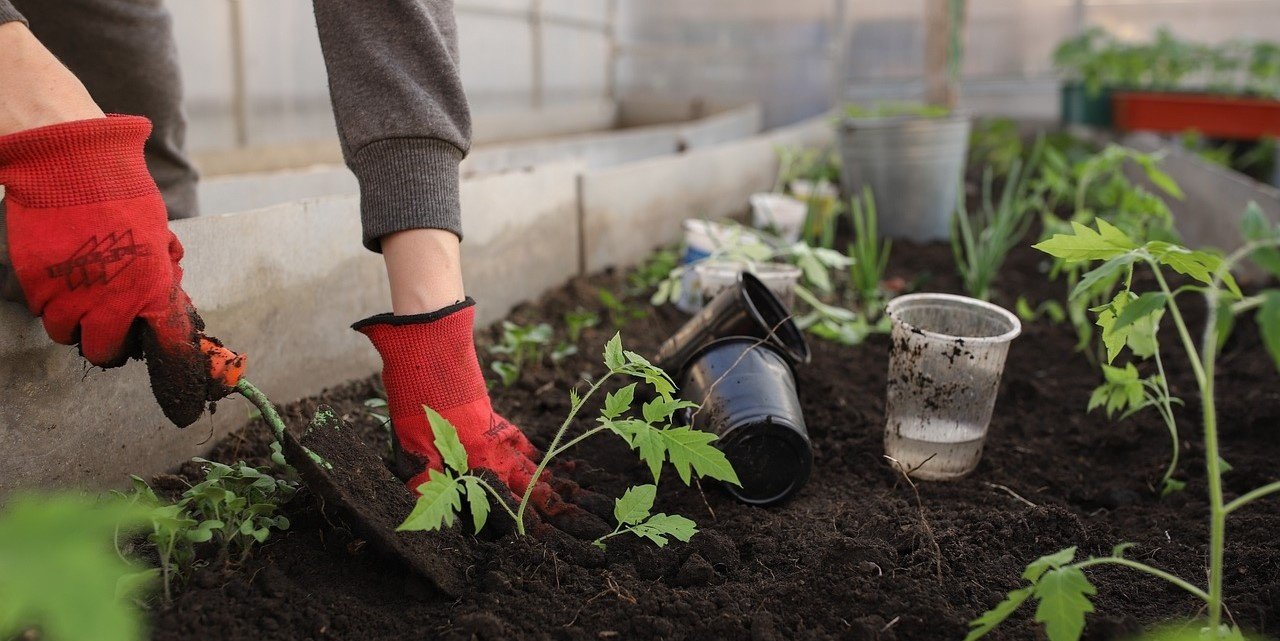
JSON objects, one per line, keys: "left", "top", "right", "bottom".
{"left": 694, "top": 259, "right": 803, "bottom": 279}
{"left": 674, "top": 335, "right": 793, "bottom": 383}
{"left": 886, "top": 293, "right": 1022, "bottom": 345}
{"left": 839, "top": 112, "right": 972, "bottom": 130}
{"left": 740, "top": 273, "right": 810, "bottom": 364}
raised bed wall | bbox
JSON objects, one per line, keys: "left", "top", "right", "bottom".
{"left": 0, "top": 112, "right": 831, "bottom": 495}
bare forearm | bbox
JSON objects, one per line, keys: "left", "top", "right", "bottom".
{"left": 0, "top": 21, "right": 103, "bottom": 137}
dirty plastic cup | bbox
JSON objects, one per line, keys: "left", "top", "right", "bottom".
{"left": 677, "top": 337, "right": 813, "bottom": 506}
{"left": 883, "top": 293, "right": 1021, "bottom": 481}
{"left": 693, "top": 260, "right": 801, "bottom": 310}
{"left": 653, "top": 272, "right": 810, "bottom": 375}
{"left": 749, "top": 193, "right": 807, "bottom": 243}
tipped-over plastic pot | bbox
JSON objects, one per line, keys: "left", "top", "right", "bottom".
{"left": 653, "top": 272, "right": 810, "bottom": 375}
{"left": 678, "top": 337, "right": 812, "bottom": 505}
{"left": 883, "top": 293, "right": 1021, "bottom": 481}
{"left": 692, "top": 260, "right": 802, "bottom": 311}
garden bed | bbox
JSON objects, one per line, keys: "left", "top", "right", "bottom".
{"left": 149, "top": 236, "right": 1280, "bottom": 641}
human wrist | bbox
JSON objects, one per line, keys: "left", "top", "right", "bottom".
{"left": 0, "top": 22, "right": 104, "bottom": 137}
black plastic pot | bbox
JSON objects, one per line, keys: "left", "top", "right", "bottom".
{"left": 654, "top": 272, "right": 810, "bottom": 375}
{"left": 678, "top": 337, "right": 812, "bottom": 506}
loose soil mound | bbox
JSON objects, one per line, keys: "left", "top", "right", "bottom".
{"left": 151, "top": 239, "right": 1280, "bottom": 641}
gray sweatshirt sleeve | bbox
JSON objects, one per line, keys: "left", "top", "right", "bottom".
{"left": 0, "top": 0, "right": 26, "bottom": 24}
{"left": 311, "top": 0, "right": 472, "bottom": 251}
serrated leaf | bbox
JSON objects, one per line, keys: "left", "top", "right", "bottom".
{"left": 461, "top": 477, "right": 491, "bottom": 534}
{"left": 1070, "top": 254, "right": 1134, "bottom": 300}
{"left": 965, "top": 587, "right": 1034, "bottom": 641}
{"left": 603, "top": 333, "right": 626, "bottom": 371}
{"left": 660, "top": 428, "right": 741, "bottom": 486}
{"left": 1033, "top": 566, "right": 1096, "bottom": 641}
{"left": 398, "top": 470, "right": 462, "bottom": 532}
{"left": 1023, "top": 546, "right": 1078, "bottom": 582}
{"left": 614, "top": 485, "right": 657, "bottom": 525}
{"left": 642, "top": 398, "right": 698, "bottom": 424}
{"left": 632, "top": 426, "right": 667, "bottom": 482}
{"left": 631, "top": 513, "right": 698, "bottom": 547}
{"left": 1257, "top": 291, "right": 1280, "bottom": 373}
{"left": 1147, "top": 242, "right": 1241, "bottom": 297}
{"left": 1112, "top": 292, "right": 1168, "bottom": 333}
{"left": 602, "top": 384, "right": 637, "bottom": 420}
{"left": 1034, "top": 220, "right": 1136, "bottom": 263}
{"left": 425, "top": 406, "right": 469, "bottom": 473}
{"left": 1144, "top": 166, "right": 1184, "bottom": 200}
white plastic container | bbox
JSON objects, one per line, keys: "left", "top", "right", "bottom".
{"left": 677, "top": 220, "right": 765, "bottom": 313}
{"left": 681, "top": 219, "right": 762, "bottom": 264}
{"left": 749, "top": 193, "right": 807, "bottom": 243}
{"left": 692, "top": 260, "right": 802, "bottom": 311}
{"left": 883, "top": 293, "right": 1021, "bottom": 481}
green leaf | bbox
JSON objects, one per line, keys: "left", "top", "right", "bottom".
{"left": 642, "top": 398, "right": 698, "bottom": 424}
{"left": 964, "top": 587, "right": 1034, "bottom": 641}
{"left": 1033, "top": 566, "right": 1096, "bottom": 641}
{"left": 1241, "top": 202, "right": 1280, "bottom": 278}
{"left": 1070, "top": 254, "right": 1135, "bottom": 300}
{"left": 425, "top": 406, "right": 469, "bottom": 473}
{"left": 398, "top": 470, "right": 462, "bottom": 532}
{"left": 1112, "top": 292, "right": 1168, "bottom": 333}
{"left": 1161, "top": 477, "right": 1187, "bottom": 496}
{"left": 1257, "top": 291, "right": 1280, "bottom": 373}
{"left": 1034, "top": 219, "right": 1136, "bottom": 263}
{"left": 1023, "top": 546, "right": 1078, "bottom": 582}
{"left": 461, "top": 477, "right": 491, "bottom": 534}
{"left": 603, "top": 333, "right": 626, "bottom": 371}
{"left": 1111, "top": 542, "right": 1136, "bottom": 558}
{"left": 660, "top": 427, "right": 741, "bottom": 486}
{"left": 614, "top": 484, "right": 657, "bottom": 526}
{"left": 632, "top": 427, "right": 667, "bottom": 483}
{"left": 1143, "top": 165, "right": 1184, "bottom": 200}
{"left": 0, "top": 495, "right": 152, "bottom": 641}
{"left": 630, "top": 513, "right": 698, "bottom": 547}
{"left": 1147, "top": 242, "right": 1241, "bottom": 297}
{"left": 602, "top": 384, "right": 637, "bottom": 420}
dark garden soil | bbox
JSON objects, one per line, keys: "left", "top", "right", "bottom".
{"left": 150, "top": 237, "right": 1280, "bottom": 641}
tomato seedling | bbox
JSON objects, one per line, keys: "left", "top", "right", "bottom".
{"left": 969, "top": 208, "right": 1280, "bottom": 640}
{"left": 398, "top": 333, "right": 740, "bottom": 538}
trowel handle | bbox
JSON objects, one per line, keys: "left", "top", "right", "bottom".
{"left": 200, "top": 335, "right": 247, "bottom": 388}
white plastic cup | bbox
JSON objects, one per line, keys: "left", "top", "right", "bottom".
{"left": 749, "top": 193, "right": 807, "bottom": 243}
{"left": 693, "top": 260, "right": 802, "bottom": 311}
{"left": 681, "top": 219, "right": 762, "bottom": 264}
{"left": 677, "top": 220, "right": 765, "bottom": 313}
{"left": 788, "top": 179, "right": 839, "bottom": 202}
{"left": 883, "top": 293, "right": 1021, "bottom": 481}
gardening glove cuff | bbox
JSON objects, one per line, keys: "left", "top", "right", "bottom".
{"left": 354, "top": 300, "right": 540, "bottom": 492}
{"left": 0, "top": 115, "right": 215, "bottom": 427}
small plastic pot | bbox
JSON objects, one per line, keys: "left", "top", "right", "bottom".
{"left": 678, "top": 337, "right": 812, "bottom": 505}
{"left": 883, "top": 293, "right": 1021, "bottom": 481}
{"left": 749, "top": 193, "right": 807, "bottom": 243}
{"left": 692, "top": 260, "right": 801, "bottom": 310}
{"left": 654, "top": 272, "right": 810, "bottom": 375}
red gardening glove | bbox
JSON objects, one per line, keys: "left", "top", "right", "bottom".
{"left": 354, "top": 300, "right": 605, "bottom": 533}
{"left": 0, "top": 116, "right": 217, "bottom": 427}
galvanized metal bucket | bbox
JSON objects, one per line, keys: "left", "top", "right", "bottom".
{"left": 838, "top": 115, "right": 972, "bottom": 242}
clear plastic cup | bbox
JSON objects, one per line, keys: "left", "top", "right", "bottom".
{"left": 681, "top": 219, "right": 762, "bottom": 264}
{"left": 749, "top": 193, "right": 807, "bottom": 243}
{"left": 693, "top": 260, "right": 801, "bottom": 311}
{"left": 883, "top": 293, "right": 1021, "bottom": 480}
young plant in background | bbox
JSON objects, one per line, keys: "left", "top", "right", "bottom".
{"left": 968, "top": 117, "right": 1024, "bottom": 177}
{"left": 0, "top": 495, "right": 153, "bottom": 641}
{"left": 969, "top": 207, "right": 1280, "bottom": 641}
{"left": 628, "top": 247, "right": 680, "bottom": 294}
{"left": 183, "top": 459, "right": 296, "bottom": 565}
{"left": 564, "top": 308, "right": 601, "bottom": 343}
{"left": 598, "top": 288, "right": 647, "bottom": 328}
{"left": 488, "top": 321, "right": 553, "bottom": 387}
{"left": 952, "top": 153, "right": 1040, "bottom": 301}
{"left": 847, "top": 187, "right": 893, "bottom": 320}
{"left": 399, "top": 333, "right": 739, "bottom": 538}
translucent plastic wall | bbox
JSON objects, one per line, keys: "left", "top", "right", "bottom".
{"left": 167, "top": 0, "right": 614, "bottom": 153}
